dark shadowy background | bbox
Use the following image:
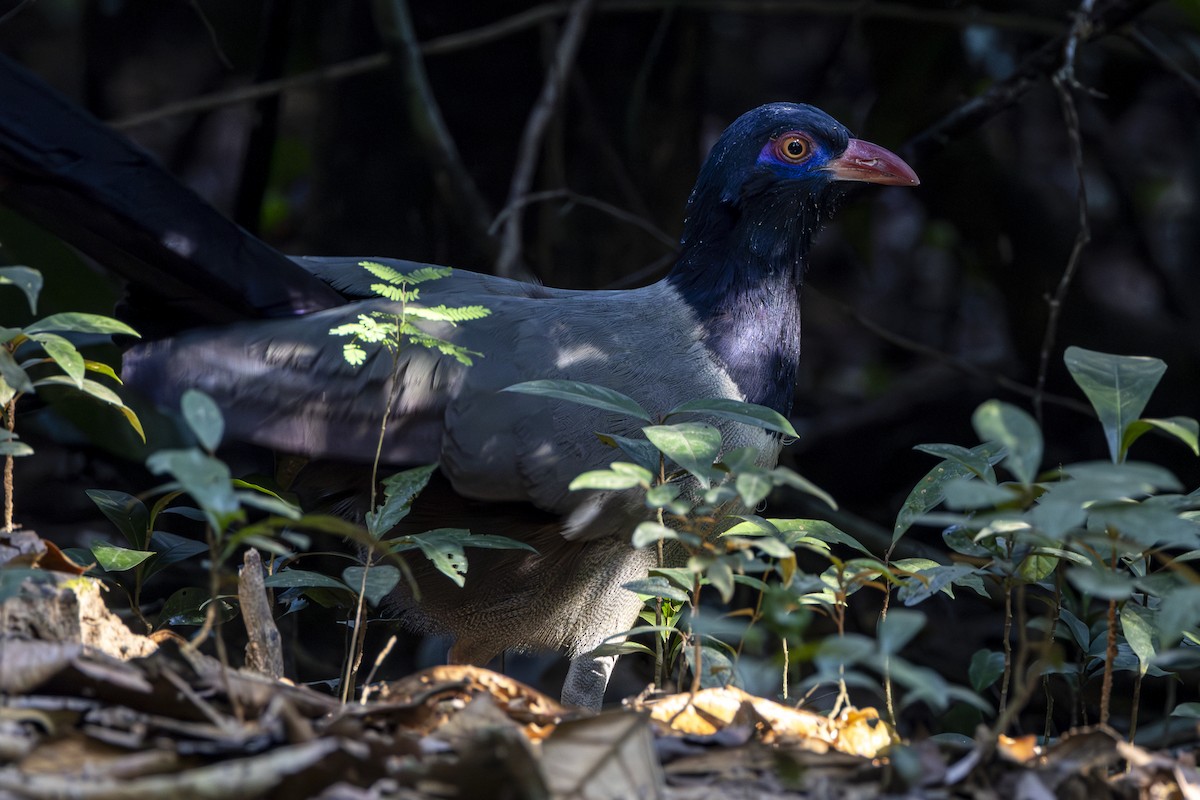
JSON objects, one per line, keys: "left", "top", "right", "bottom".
{"left": 1, "top": 0, "right": 1198, "bottom": 719}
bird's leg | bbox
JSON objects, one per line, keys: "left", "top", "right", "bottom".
{"left": 561, "top": 650, "right": 617, "bottom": 711}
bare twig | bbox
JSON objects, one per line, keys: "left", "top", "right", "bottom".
{"left": 489, "top": 188, "right": 678, "bottom": 250}
{"left": 0, "top": 0, "right": 36, "bottom": 27}
{"left": 111, "top": 1, "right": 1073, "bottom": 131}
{"left": 187, "top": 0, "right": 234, "bottom": 71}
{"left": 1126, "top": 26, "right": 1200, "bottom": 100}
{"left": 373, "top": 0, "right": 498, "bottom": 264}
{"left": 811, "top": 288, "right": 1094, "bottom": 417}
{"left": 495, "top": 0, "right": 597, "bottom": 278}
{"left": 906, "top": 0, "right": 1156, "bottom": 161}
{"left": 110, "top": 53, "right": 390, "bottom": 130}
{"left": 1033, "top": 0, "right": 1095, "bottom": 423}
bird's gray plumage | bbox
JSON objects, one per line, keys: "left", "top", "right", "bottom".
{"left": 0, "top": 60, "right": 919, "bottom": 710}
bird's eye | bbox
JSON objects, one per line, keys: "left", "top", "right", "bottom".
{"left": 774, "top": 134, "right": 811, "bottom": 163}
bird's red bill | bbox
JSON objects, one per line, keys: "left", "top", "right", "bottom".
{"left": 825, "top": 139, "right": 919, "bottom": 187}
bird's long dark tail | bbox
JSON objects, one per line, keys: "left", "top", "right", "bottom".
{"left": 0, "top": 53, "right": 344, "bottom": 326}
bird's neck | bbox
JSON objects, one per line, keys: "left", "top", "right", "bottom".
{"left": 667, "top": 189, "right": 829, "bottom": 415}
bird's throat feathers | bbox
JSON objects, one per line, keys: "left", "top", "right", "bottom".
{"left": 668, "top": 178, "right": 840, "bottom": 415}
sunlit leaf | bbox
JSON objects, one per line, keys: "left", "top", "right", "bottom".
{"left": 90, "top": 541, "right": 154, "bottom": 572}
{"left": 1120, "top": 604, "right": 1156, "bottom": 676}
{"left": 666, "top": 397, "right": 797, "bottom": 437}
{"left": 972, "top": 400, "right": 1041, "bottom": 487}
{"left": 1064, "top": 346, "right": 1166, "bottom": 463}
{"left": 503, "top": 379, "right": 651, "bottom": 421}
{"left": 24, "top": 312, "right": 139, "bottom": 337}
{"left": 181, "top": 390, "right": 224, "bottom": 452}
{"left": 1122, "top": 416, "right": 1200, "bottom": 458}
{"left": 643, "top": 423, "right": 721, "bottom": 488}
{"left": 0, "top": 266, "right": 43, "bottom": 313}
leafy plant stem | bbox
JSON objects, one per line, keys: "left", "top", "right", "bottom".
{"left": 1101, "top": 596, "right": 1117, "bottom": 726}
{"left": 1129, "top": 672, "right": 1143, "bottom": 742}
{"left": 341, "top": 551, "right": 376, "bottom": 704}
{"left": 880, "top": 545, "right": 897, "bottom": 727}
{"left": 1100, "top": 535, "right": 1118, "bottom": 726}
{"left": 999, "top": 577, "right": 1014, "bottom": 719}
{"left": 655, "top": 455, "right": 666, "bottom": 690}
{"left": 3, "top": 396, "right": 14, "bottom": 532}
{"left": 689, "top": 571, "right": 702, "bottom": 695}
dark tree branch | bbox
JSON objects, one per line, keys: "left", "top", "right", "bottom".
{"left": 1034, "top": 0, "right": 1095, "bottom": 424}
{"left": 372, "top": 0, "right": 498, "bottom": 265}
{"left": 495, "top": 0, "right": 597, "bottom": 278}
{"left": 905, "top": 0, "right": 1159, "bottom": 161}
{"left": 1126, "top": 26, "right": 1200, "bottom": 100}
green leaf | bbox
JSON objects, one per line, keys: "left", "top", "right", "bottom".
{"left": 144, "top": 531, "right": 208, "bottom": 578}
{"left": 666, "top": 397, "right": 798, "bottom": 437}
{"left": 0, "top": 266, "right": 43, "bottom": 313}
{"left": 643, "top": 423, "right": 721, "bottom": 488}
{"left": 942, "top": 477, "right": 1019, "bottom": 510}
{"left": 83, "top": 359, "right": 122, "bottom": 384}
{"left": 34, "top": 375, "right": 146, "bottom": 442}
{"left": 735, "top": 470, "right": 773, "bottom": 507}
{"left": 86, "top": 489, "right": 150, "bottom": 550}
{"left": 405, "top": 528, "right": 471, "bottom": 587}
{"left": 972, "top": 400, "right": 1042, "bottom": 486}
{"left": 684, "top": 645, "right": 736, "bottom": 689}
{"left": 894, "top": 443, "right": 1001, "bottom": 544}
{"left": 0, "top": 348, "right": 33, "bottom": 394}
{"left": 366, "top": 464, "right": 436, "bottom": 537}
{"left": 1156, "top": 585, "right": 1200, "bottom": 646}
{"left": 707, "top": 559, "right": 735, "bottom": 603}
{"left": 1064, "top": 346, "right": 1166, "bottom": 463}
{"left": 897, "top": 564, "right": 978, "bottom": 606}
{"left": 1065, "top": 566, "right": 1134, "bottom": 601}
{"left": 1122, "top": 417, "right": 1200, "bottom": 458}
{"left": 503, "top": 380, "right": 651, "bottom": 421}
{"left": 159, "top": 587, "right": 235, "bottom": 628}
{"left": 968, "top": 649, "right": 1006, "bottom": 692}
{"left": 594, "top": 432, "right": 660, "bottom": 473}
{"left": 770, "top": 467, "right": 837, "bottom": 510}
{"left": 30, "top": 333, "right": 84, "bottom": 387}
{"left": 724, "top": 518, "right": 872, "bottom": 557}
{"left": 1120, "top": 604, "right": 1156, "bottom": 676}
{"left": 263, "top": 569, "right": 352, "bottom": 592}
{"left": 24, "top": 312, "right": 139, "bottom": 337}
{"left": 181, "top": 390, "right": 224, "bottom": 452}
{"left": 1171, "top": 703, "right": 1200, "bottom": 719}
{"left": 1090, "top": 503, "right": 1200, "bottom": 549}
{"left": 90, "top": 541, "right": 154, "bottom": 572}
{"left": 624, "top": 576, "right": 690, "bottom": 602}
{"left": 342, "top": 565, "right": 402, "bottom": 607}
{"left": 632, "top": 522, "right": 680, "bottom": 548}
{"left": 912, "top": 443, "right": 996, "bottom": 482}
{"left": 569, "top": 469, "right": 642, "bottom": 491}
{"left": 145, "top": 449, "right": 240, "bottom": 523}
{"left": 877, "top": 609, "right": 925, "bottom": 655}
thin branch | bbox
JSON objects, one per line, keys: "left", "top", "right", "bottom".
{"left": 488, "top": 187, "right": 678, "bottom": 250}
{"left": 1034, "top": 0, "right": 1095, "bottom": 423}
{"left": 110, "top": 53, "right": 390, "bottom": 130}
{"left": 1126, "top": 26, "right": 1200, "bottom": 100}
{"left": 812, "top": 288, "right": 1094, "bottom": 417}
{"left": 110, "top": 0, "right": 1084, "bottom": 132}
{"left": 188, "top": 0, "right": 234, "bottom": 71}
{"left": 0, "top": 0, "right": 36, "bottom": 27}
{"left": 373, "top": 0, "right": 498, "bottom": 264}
{"left": 906, "top": 0, "right": 1157, "bottom": 161}
{"left": 494, "top": 0, "right": 597, "bottom": 278}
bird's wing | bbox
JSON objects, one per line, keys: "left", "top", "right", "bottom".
{"left": 123, "top": 265, "right": 778, "bottom": 538}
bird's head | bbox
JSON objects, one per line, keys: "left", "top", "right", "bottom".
{"left": 678, "top": 103, "right": 918, "bottom": 270}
